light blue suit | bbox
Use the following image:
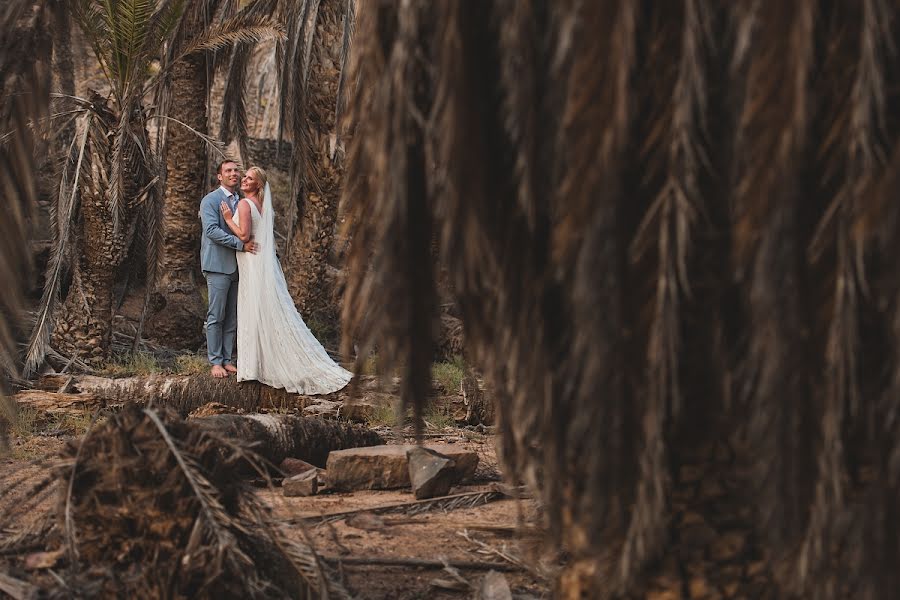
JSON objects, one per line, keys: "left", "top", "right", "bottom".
{"left": 199, "top": 187, "right": 244, "bottom": 366}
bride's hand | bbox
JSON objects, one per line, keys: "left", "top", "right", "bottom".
{"left": 220, "top": 201, "right": 233, "bottom": 220}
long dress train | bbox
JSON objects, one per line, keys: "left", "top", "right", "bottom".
{"left": 233, "top": 183, "right": 351, "bottom": 394}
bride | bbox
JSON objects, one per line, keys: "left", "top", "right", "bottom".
{"left": 219, "top": 166, "right": 352, "bottom": 395}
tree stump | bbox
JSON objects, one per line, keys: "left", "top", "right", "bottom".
{"left": 462, "top": 368, "right": 494, "bottom": 426}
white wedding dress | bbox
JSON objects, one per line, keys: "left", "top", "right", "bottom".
{"left": 233, "top": 183, "right": 352, "bottom": 394}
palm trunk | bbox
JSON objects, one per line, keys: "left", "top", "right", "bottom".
{"left": 196, "top": 413, "right": 383, "bottom": 467}
{"left": 146, "top": 16, "right": 210, "bottom": 349}
{"left": 285, "top": 0, "right": 346, "bottom": 338}
{"left": 52, "top": 99, "right": 146, "bottom": 366}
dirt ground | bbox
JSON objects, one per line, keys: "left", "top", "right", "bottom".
{"left": 0, "top": 397, "right": 553, "bottom": 599}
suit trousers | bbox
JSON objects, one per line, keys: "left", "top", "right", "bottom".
{"left": 204, "top": 270, "right": 239, "bottom": 366}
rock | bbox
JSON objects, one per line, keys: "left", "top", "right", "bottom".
{"left": 407, "top": 446, "right": 457, "bottom": 499}
{"left": 279, "top": 457, "right": 317, "bottom": 477}
{"left": 338, "top": 401, "right": 377, "bottom": 422}
{"left": 283, "top": 468, "right": 318, "bottom": 497}
{"left": 345, "top": 513, "right": 385, "bottom": 531}
{"left": 302, "top": 399, "right": 341, "bottom": 418}
{"left": 477, "top": 571, "right": 511, "bottom": 600}
{"left": 326, "top": 444, "right": 479, "bottom": 491}
{"left": 339, "top": 394, "right": 395, "bottom": 423}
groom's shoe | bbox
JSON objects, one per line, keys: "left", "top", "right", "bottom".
{"left": 224, "top": 364, "right": 237, "bottom": 375}
{"left": 211, "top": 365, "right": 228, "bottom": 378}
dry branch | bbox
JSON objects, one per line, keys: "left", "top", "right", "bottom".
{"left": 302, "top": 487, "right": 513, "bottom": 525}
{"left": 0, "top": 572, "right": 35, "bottom": 600}
{"left": 321, "top": 556, "right": 524, "bottom": 572}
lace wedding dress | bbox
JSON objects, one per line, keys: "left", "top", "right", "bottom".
{"left": 233, "top": 183, "right": 352, "bottom": 394}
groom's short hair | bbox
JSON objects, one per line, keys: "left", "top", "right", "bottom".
{"left": 216, "top": 159, "right": 237, "bottom": 174}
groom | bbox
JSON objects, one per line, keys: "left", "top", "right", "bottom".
{"left": 200, "top": 160, "right": 257, "bottom": 378}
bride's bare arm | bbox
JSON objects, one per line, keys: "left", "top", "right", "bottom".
{"left": 220, "top": 199, "right": 252, "bottom": 243}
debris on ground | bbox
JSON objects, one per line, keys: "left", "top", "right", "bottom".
{"left": 283, "top": 469, "right": 318, "bottom": 497}
{"left": 0, "top": 404, "right": 352, "bottom": 599}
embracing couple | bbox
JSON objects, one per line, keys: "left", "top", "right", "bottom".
{"left": 199, "top": 160, "right": 352, "bottom": 395}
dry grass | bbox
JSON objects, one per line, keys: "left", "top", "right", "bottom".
{"left": 2, "top": 404, "right": 40, "bottom": 439}
{"left": 360, "top": 353, "right": 379, "bottom": 376}
{"left": 305, "top": 315, "right": 338, "bottom": 349}
{"left": 365, "top": 399, "right": 456, "bottom": 431}
{"left": 173, "top": 353, "right": 209, "bottom": 375}
{"left": 365, "top": 402, "right": 398, "bottom": 427}
{"left": 102, "top": 351, "right": 163, "bottom": 377}
{"left": 432, "top": 355, "right": 465, "bottom": 393}
{"left": 3, "top": 404, "right": 93, "bottom": 439}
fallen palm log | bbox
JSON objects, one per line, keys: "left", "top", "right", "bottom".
{"left": 11, "top": 390, "right": 98, "bottom": 416}
{"left": 194, "top": 413, "right": 383, "bottom": 467}
{"left": 18, "top": 374, "right": 340, "bottom": 417}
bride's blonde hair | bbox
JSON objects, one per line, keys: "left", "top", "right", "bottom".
{"left": 247, "top": 166, "right": 268, "bottom": 191}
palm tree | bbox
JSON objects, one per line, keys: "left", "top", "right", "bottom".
{"left": 24, "top": 0, "right": 278, "bottom": 372}
{"left": 145, "top": 0, "right": 350, "bottom": 349}
{"left": 341, "top": 1, "right": 900, "bottom": 598}
{"left": 282, "top": 0, "right": 353, "bottom": 333}
{"left": 146, "top": 0, "right": 230, "bottom": 349}
{"left": 216, "top": 0, "right": 355, "bottom": 340}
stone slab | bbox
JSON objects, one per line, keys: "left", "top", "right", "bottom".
{"left": 325, "top": 444, "right": 479, "bottom": 491}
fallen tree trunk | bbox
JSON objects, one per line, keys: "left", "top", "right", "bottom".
{"left": 19, "top": 374, "right": 341, "bottom": 416}
{"left": 194, "top": 413, "right": 383, "bottom": 467}
{"left": 12, "top": 390, "right": 99, "bottom": 416}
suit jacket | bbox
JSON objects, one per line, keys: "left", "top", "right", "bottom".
{"left": 199, "top": 187, "right": 243, "bottom": 274}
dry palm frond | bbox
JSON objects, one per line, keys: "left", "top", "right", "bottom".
{"left": 618, "top": 0, "right": 713, "bottom": 589}
{"left": 0, "top": 405, "right": 351, "bottom": 598}
{"left": 344, "top": 0, "right": 900, "bottom": 597}
{"left": 22, "top": 117, "right": 92, "bottom": 378}
{"left": 333, "top": 0, "right": 355, "bottom": 148}
{"left": 341, "top": 0, "right": 436, "bottom": 431}
{"left": 730, "top": 0, "right": 818, "bottom": 574}
{"left": 0, "top": 0, "right": 52, "bottom": 446}
{"left": 279, "top": 0, "right": 319, "bottom": 213}
{"left": 547, "top": 4, "right": 638, "bottom": 571}
{"left": 176, "top": 16, "right": 283, "bottom": 63}
{"left": 221, "top": 40, "right": 253, "bottom": 163}
{"left": 797, "top": 1, "right": 896, "bottom": 597}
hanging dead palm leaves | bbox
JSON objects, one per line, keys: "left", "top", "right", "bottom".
{"left": 342, "top": 0, "right": 900, "bottom": 597}
{"left": 0, "top": 0, "right": 52, "bottom": 449}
